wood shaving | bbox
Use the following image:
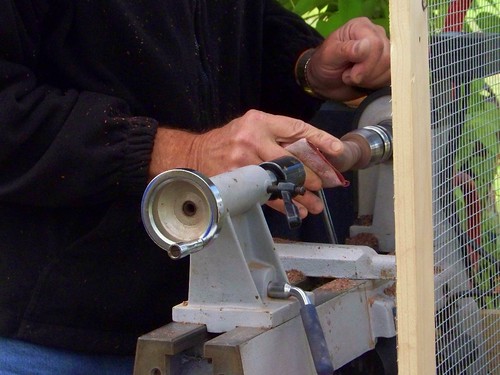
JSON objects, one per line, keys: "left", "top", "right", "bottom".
{"left": 354, "top": 215, "right": 373, "bottom": 226}
{"left": 286, "top": 269, "right": 306, "bottom": 285}
{"left": 315, "top": 278, "right": 358, "bottom": 292}
{"left": 345, "top": 232, "right": 379, "bottom": 251}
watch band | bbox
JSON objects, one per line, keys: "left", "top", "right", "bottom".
{"left": 294, "top": 48, "right": 326, "bottom": 100}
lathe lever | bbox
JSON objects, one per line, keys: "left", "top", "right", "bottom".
{"left": 267, "top": 181, "right": 305, "bottom": 229}
{"left": 268, "top": 282, "right": 335, "bottom": 375}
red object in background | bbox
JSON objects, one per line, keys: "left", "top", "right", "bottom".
{"left": 454, "top": 171, "right": 482, "bottom": 271}
{"left": 444, "top": 0, "right": 473, "bottom": 32}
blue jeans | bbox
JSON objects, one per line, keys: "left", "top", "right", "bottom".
{"left": 0, "top": 337, "right": 134, "bottom": 375}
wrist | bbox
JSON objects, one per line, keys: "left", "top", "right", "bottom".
{"left": 294, "top": 48, "right": 328, "bottom": 101}
{"left": 149, "top": 127, "right": 198, "bottom": 179}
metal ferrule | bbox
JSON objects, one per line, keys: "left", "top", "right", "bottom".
{"left": 267, "top": 282, "right": 312, "bottom": 306}
{"left": 345, "top": 120, "right": 393, "bottom": 168}
{"left": 168, "top": 238, "right": 206, "bottom": 259}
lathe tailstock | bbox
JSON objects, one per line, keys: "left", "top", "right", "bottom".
{"left": 134, "top": 89, "right": 397, "bottom": 375}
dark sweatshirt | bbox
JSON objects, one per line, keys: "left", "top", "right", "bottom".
{"left": 0, "top": 0, "right": 323, "bottom": 355}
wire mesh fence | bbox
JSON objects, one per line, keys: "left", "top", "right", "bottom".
{"left": 428, "top": 1, "right": 499, "bottom": 374}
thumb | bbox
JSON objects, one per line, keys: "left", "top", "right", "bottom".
{"left": 338, "top": 38, "right": 371, "bottom": 64}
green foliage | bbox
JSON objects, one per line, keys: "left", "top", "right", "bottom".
{"left": 427, "top": 0, "right": 500, "bottom": 33}
{"left": 465, "top": 0, "right": 500, "bottom": 33}
{"left": 454, "top": 77, "right": 500, "bottom": 308}
{"left": 276, "top": 0, "right": 389, "bottom": 36}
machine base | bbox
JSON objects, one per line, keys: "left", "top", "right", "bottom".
{"left": 134, "top": 280, "right": 396, "bottom": 375}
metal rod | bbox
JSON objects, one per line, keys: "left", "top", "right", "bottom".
{"left": 317, "top": 189, "right": 338, "bottom": 244}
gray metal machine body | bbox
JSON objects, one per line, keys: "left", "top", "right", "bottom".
{"left": 134, "top": 90, "right": 397, "bottom": 375}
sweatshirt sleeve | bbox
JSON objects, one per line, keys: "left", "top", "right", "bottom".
{"left": 261, "top": 0, "right": 325, "bottom": 120}
{"left": 0, "top": 1, "right": 157, "bottom": 207}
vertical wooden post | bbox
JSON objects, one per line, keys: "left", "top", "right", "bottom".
{"left": 389, "top": 1, "right": 436, "bottom": 374}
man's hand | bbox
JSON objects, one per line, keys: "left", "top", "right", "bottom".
{"left": 149, "top": 110, "right": 345, "bottom": 218}
{"left": 306, "top": 17, "right": 390, "bottom": 101}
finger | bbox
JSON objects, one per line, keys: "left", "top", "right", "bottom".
{"left": 302, "top": 164, "right": 323, "bottom": 191}
{"left": 266, "top": 115, "right": 344, "bottom": 158}
{"left": 238, "top": 112, "right": 344, "bottom": 188}
{"left": 343, "top": 42, "right": 380, "bottom": 83}
{"left": 250, "top": 142, "right": 325, "bottom": 192}
{"left": 293, "top": 190, "right": 324, "bottom": 215}
{"left": 339, "top": 38, "right": 372, "bottom": 65}
{"left": 265, "top": 189, "right": 324, "bottom": 219}
{"left": 344, "top": 37, "right": 390, "bottom": 87}
{"left": 343, "top": 56, "right": 390, "bottom": 87}
{"left": 256, "top": 140, "right": 324, "bottom": 192}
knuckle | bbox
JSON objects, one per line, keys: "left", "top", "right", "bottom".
{"left": 289, "top": 119, "right": 309, "bottom": 135}
{"left": 352, "top": 16, "right": 370, "bottom": 25}
{"left": 243, "top": 109, "right": 264, "bottom": 123}
{"left": 228, "top": 151, "right": 247, "bottom": 167}
{"left": 376, "top": 24, "right": 387, "bottom": 36}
